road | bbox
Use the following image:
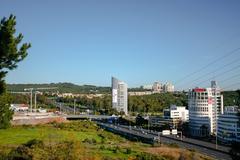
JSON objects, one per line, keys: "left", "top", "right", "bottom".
{"left": 98, "top": 122, "right": 232, "bottom": 160}
{"left": 120, "top": 124, "right": 230, "bottom": 153}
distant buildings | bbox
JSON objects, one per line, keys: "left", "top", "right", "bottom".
{"left": 217, "top": 106, "right": 240, "bottom": 144}
{"left": 188, "top": 81, "right": 223, "bottom": 137}
{"left": 163, "top": 82, "right": 174, "bottom": 92}
{"left": 142, "top": 84, "right": 153, "bottom": 90}
{"left": 163, "top": 105, "right": 189, "bottom": 122}
{"left": 152, "top": 81, "right": 174, "bottom": 93}
{"left": 128, "top": 81, "right": 175, "bottom": 96}
{"left": 112, "top": 77, "right": 128, "bottom": 115}
{"left": 152, "top": 82, "right": 163, "bottom": 93}
{"left": 57, "top": 93, "right": 104, "bottom": 98}
{"left": 128, "top": 91, "right": 152, "bottom": 96}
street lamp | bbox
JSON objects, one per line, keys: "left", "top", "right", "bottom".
{"left": 74, "top": 99, "right": 76, "bottom": 115}
{"left": 24, "top": 88, "right": 33, "bottom": 113}
{"left": 34, "top": 91, "right": 41, "bottom": 112}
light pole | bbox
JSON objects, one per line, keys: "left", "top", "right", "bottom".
{"left": 24, "top": 87, "right": 58, "bottom": 113}
{"left": 148, "top": 115, "right": 150, "bottom": 133}
{"left": 60, "top": 103, "right": 62, "bottom": 113}
{"left": 158, "top": 132, "right": 161, "bottom": 146}
{"left": 34, "top": 92, "right": 37, "bottom": 112}
{"left": 74, "top": 99, "right": 76, "bottom": 115}
{"left": 178, "top": 131, "right": 183, "bottom": 141}
{"left": 24, "top": 88, "right": 33, "bottom": 113}
{"left": 214, "top": 87, "right": 218, "bottom": 149}
{"left": 34, "top": 91, "right": 41, "bottom": 112}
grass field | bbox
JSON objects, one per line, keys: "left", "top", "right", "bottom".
{"left": 0, "top": 121, "right": 212, "bottom": 160}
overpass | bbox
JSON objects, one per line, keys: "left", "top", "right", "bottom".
{"left": 66, "top": 114, "right": 112, "bottom": 120}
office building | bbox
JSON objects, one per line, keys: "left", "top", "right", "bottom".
{"left": 112, "top": 77, "right": 128, "bottom": 115}
{"left": 188, "top": 81, "right": 223, "bottom": 137}
{"left": 217, "top": 106, "right": 240, "bottom": 144}
{"left": 163, "top": 82, "right": 174, "bottom": 92}
{"left": 163, "top": 105, "right": 189, "bottom": 122}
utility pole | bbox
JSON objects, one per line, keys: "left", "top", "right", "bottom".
{"left": 24, "top": 87, "right": 58, "bottom": 113}
{"left": 34, "top": 91, "right": 40, "bottom": 112}
{"left": 34, "top": 92, "right": 37, "bottom": 112}
{"left": 74, "top": 99, "right": 76, "bottom": 115}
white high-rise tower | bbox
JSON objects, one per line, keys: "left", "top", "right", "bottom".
{"left": 112, "top": 77, "right": 128, "bottom": 115}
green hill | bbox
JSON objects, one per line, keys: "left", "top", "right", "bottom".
{"left": 7, "top": 82, "right": 111, "bottom": 94}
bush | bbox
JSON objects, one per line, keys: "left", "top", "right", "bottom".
{"left": 126, "top": 147, "right": 132, "bottom": 154}
{"left": 112, "top": 146, "right": 120, "bottom": 153}
{"left": 24, "top": 139, "right": 43, "bottom": 148}
{"left": 82, "top": 138, "right": 97, "bottom": 144}
{"left": 135, "top": 152, "right": 165, "bottom": 160}
{"left": 99, "top": 145, "right": 105, "bottom": 150}
{"left": 168, "top": 143, "right": 179, "bottom": 148}
{"left": 8, "top": 145, "right": 31, "bottom": 160}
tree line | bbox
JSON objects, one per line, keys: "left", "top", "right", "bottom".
{"left": 10, "top": 90, "right": 240, "bottom": 115}
{"left": 55, "top": 92, "right": 187, "bottom": 115}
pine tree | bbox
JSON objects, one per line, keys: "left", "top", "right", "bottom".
{"left": 0, "top": 14, "right": 31, "bottom": 128}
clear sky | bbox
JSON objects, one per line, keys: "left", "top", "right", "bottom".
{"left": 1, "top": 0, "right": 240, "bottom": 90}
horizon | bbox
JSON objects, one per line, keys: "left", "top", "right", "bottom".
{"left": 1, "top": 0, "right": 240, "bottom": 90}
{"left": 6, "top": 81, "right": 240, "bottom": 91}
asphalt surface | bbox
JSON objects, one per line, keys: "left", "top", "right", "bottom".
{"left": 98, "top": 122, "right": 232, "bottom": 160}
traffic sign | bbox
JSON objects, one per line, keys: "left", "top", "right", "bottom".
{"left": 171, "top": 129, "right": 177, "bottom": 135}
{"left": 162, "top": 130, "right": 170, "bottom": 135}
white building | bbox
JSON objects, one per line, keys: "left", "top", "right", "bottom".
{"left": 152, "top": 81, "right": 162, "bottom": 93}
{"left": 10, "top": 104, "right": 29, "bottom": 112}
{"left": 143, "top": 84, "right": 153, "bottom": 90}
{"left": 188, "top": 81, "right": 223, "bottom": 137}
{"left": 163, "top": 105, "right": 189, "bottom": 122}
{"left": 217, "top": 106, "right": 240, "bottom": 144}
{"left": 128, "top": 91, "right": 152, "bottom": 96}
{"left": 112, "top": 77, "right": 128, "bottom": 115}
{"left": 163, "top": 82, "right": 174, "bottom": 92}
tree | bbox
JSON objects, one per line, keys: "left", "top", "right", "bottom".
{"left": 0, "top": 14, "right": 31, "bottom": 93}
{"left": 0, "top": 14, "right": 31, "bottom": 128}
{"left": 0, "top": 93, "right": 13, "bottom": 128}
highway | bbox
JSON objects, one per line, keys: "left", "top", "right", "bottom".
{"left": 98, "top": 122, "right": 232, "bottom": 160}
{"left": 119, "top": 124, "right": 230, "bottom": 153}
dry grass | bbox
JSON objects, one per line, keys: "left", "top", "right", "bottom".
{"left": 146, "top": 146, "right": 212, "bottom": 160}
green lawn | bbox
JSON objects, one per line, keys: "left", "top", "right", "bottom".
{"left": 0, "top": 125, "right": 101, "bottom": 145}
{"left": 0, "top": 121, "right": 211, "bottom": 160}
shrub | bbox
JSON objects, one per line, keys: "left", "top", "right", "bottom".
{"left": 99, "top": 145, "right": 105, "bottom": 150}
{"left": 112, "top": 146, "right": 120, "bottom": 153}
{"left": 126, "top": 147, "right": 132, "bottom": 154}
{"left": 82, "top": 138, "right": 97, "bottom": 144}
{"left": 135, "top": 152, "right": 165, "bottom": 160}
{"left": 24, "top": 139, "right": 43, "bottom": 148}
{"left": 168, "top": 143, "right": 179, "bottom": 148}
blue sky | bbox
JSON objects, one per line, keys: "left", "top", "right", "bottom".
{"left": 1, "top": 0, "right": 240, "bottom": 90}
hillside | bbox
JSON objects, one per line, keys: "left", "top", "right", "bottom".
{"left": 7, "top": 83, "right": 111, "bottom": 94}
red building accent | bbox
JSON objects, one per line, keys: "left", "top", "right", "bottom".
{"left": 194, "top": 88, "right": 206, "bottom": 92}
